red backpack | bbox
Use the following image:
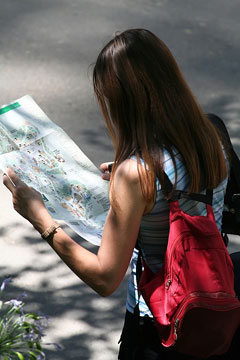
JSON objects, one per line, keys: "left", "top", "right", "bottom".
{"left": 138, "top": 175, "right": 240, "bottom": 358}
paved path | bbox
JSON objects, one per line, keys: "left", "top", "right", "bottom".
{"left": 1, "top": 1, "right": 240, "bottom": 359}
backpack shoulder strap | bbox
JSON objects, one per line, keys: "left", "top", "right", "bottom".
{"left": 163, "top": 172, "right": 213, "bottom": 205}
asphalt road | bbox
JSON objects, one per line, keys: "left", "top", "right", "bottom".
{"left": 0, "top": 1, "right": 240, "bottom": 359}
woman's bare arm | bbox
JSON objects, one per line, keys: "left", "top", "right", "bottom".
{"left": 3, "top": 159, "right": 147, "bottom": 297}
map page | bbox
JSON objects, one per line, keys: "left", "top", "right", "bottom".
{"left": 0, "top": 95, "right": 110, "bottom": 245}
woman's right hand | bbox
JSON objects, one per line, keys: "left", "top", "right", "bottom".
{"left": 3, "top": 168, "right": 54, "bottom": 233}
{"left": 99, "top": 162, "right": 113, "bottom": 181}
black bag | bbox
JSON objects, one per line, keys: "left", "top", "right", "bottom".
{"left": 207, "top": 113, "right": 240, "bottom": 237}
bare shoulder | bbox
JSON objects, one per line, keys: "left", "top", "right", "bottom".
{"left": 114, "top": 158, "right": 142, "bottom": 185}
{"left": 114, "top": 159, "right": 154, "bottom": 214}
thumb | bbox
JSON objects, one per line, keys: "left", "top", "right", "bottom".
{"left": 3, "top": 168, "right": 24, "bottom": 193}
{"left": 6, "top": 168, "right": 23, "bottom": 186}
{"left": 3, "top": 173, "right": 16, "bottom": 193}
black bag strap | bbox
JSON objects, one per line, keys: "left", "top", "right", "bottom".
{"left": 207, "top": 113, "right": 240, "bottom": 224}
{"left": 207, "top": 113, "right": 233, "bottom": 150}
{"left": 207, "top": 113, "right": 240, "bottom": 180}
{"left": 163, "top": 172, "right": 213, "bottom": 205}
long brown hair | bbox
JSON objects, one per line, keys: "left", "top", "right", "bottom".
{"left": 93, "top": 28, "right": 227, "bottom": 200}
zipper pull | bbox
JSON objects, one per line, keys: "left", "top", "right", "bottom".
{"left": 165, "top": 279, "right": 172, "bottom": 290}
{"left": 174, "top": 319, "right": 179, "bottom": 340}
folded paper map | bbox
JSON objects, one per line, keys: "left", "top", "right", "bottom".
{"left": 0, "top": 95, "right": 110, "bottom": 245}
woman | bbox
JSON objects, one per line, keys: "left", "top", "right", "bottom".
{"left": 3, "top": 29, "right": 234, "bottom": 359}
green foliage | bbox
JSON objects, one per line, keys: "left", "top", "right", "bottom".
{"left": 0, "top": 278, "right": 62, "bottom": 360}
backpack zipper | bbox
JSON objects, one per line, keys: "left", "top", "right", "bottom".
{"left": 174, "top": 319, "right": 179, "bottom": 341}
{"left": 165, "top": 279, "right": 172, "bottom": 290}
{"left": 166, "top": 231, "right": 189, "bottom": 290}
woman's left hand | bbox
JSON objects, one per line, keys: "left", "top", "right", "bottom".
{"left": 3, "top": 168, "right": 54, "bottom": 232}
{"left": 99, "top": 162, "right": 112, "bottom": 181}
